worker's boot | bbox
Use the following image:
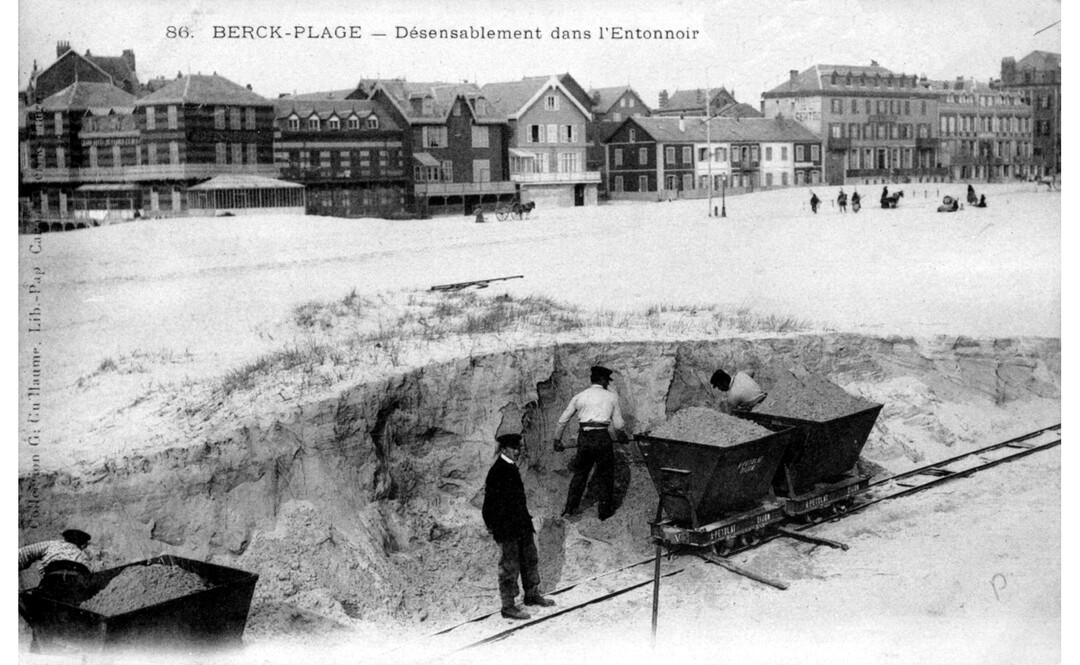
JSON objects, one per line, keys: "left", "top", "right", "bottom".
{"left": 524, "top": 594, "right": 555, "bottom": 608}
{"left": 500, "top": 605, "right": 531, "bottom": 621}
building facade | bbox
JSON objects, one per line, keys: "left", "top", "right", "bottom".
{"left": 274, "top": 98, "right": 412, "bottom": 217}
{"left": 926, "top": 78, "right": 1034, "bottom": 182}
{"left": 604, "top": 116, "right": 822, "bottom": 200}
{"left": 995, "top": 51, "right": 1060, "bottom": 177}
{"left": 762, "top": 63, "right": 944, "bottom": 185}
{"left": 481, "top": 75, "right": 600, "bottom": 207}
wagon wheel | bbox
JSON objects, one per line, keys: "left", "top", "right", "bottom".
{"left": 495, "top": 205, "right": 510, "bottom": 221}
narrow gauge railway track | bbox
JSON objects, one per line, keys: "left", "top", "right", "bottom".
{"left": 431, "top": 424, "right": 1060, "bottom": 656}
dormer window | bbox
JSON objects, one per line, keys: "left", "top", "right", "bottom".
{"left": 287, "top": 115, "right": 300, "bottom": 130}
{"left": 307, "top": 116, "right": 321, "bottom": 130}
{"left": 347, "top": 116, "right": 360, "bottom": 129}
{"left": 328, "top": 117, "right": 340, "bottom": 130}
{"left": 366, "top": 116, "right": 379, "bottom": 129}
{"left": 422, "top": 97, "right": 433, "bottom": 115}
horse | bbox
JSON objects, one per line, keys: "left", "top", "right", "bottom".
{"left": 1035, "top": 175, "right": 1058, "bottom": 191}
{"left": 514, "top": 200, "right": 536, "bottom": 218}
{"left": 881, "top": 190, "right": 904, "bottom": 209}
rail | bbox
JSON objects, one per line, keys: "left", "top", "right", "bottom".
{"left": 417, "top": 423, "right": 1060, "bottom": 656}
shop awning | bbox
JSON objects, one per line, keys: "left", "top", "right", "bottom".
{"left": 508, "top": 148, "right": 536, "bottom": 159}
{"left": 75, "top": 184, "right": 141, "bottom": 191}
{"left": 188, "top": 175, "right": 304, "bottom": 190}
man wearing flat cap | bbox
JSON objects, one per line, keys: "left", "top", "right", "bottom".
{"left": 18, "top": 528, "right": 94, "bottom": 605}
{"left": 482, "top": 433, "right": 555, "bottom": 621}
{"left": 553, "top": 365, "right": 625, "bottom": 520}
{"left": 711, "top": 368, "right": 765, "bottom": 413}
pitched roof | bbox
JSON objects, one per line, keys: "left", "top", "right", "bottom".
{"left": 279, "top": 88, "right": 359, "bottom": 101}
{"left": 625, "top": 116, "right": 821, "bottom": 143}
{"left": 367, "top": 79, "right": 504, "bottom": 122}
{"left": 589, "top": 86, "right": 633, "bottom": 113}
{"left": 136, "top": 74, "right": 270, "bottom": 106}
{"left": 764, "top": 64, "right": 931, "bottom": 96}
{"left": 1016, "top": 51, "right": 1060, "bottom": 71}
{"left": 87, "top": 55, "right": 139, "bottom": 93}
{"left": 37, "top": 81, "right": 137, "bottom": 111}
{"left": 273, "top": 99, "right": 402, "bottom": 129}
{"left": 480, "top": 75, "right": 592, "bottom": 119}
{"left": 661, "top": 87, "right": 738, "bottom": 112}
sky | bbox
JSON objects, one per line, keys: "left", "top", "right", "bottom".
{"left": 15, "top": 0, "right": 1063, "bottom": 107}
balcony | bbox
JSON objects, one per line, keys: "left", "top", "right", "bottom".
{"left": 915, "top": 137, "right": 939, "bottom": 149}
{"left": 22, "top": 164, "right": 280, "bottom": 184}
{"left": 415, "top": 181, "right": 518, "bottom": 196}
{"left": 510, "top": 171, "right": 601, "bottom": 185}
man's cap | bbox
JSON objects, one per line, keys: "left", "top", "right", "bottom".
{"left": 495, "top": 433, "right": 523, "bottom": 449}
{"left": 61, "top": 529, "right": 91, "bottom": 547}
{"left": 710, "top": 369, "right": 732, "bottom": 391}
{"left": 590, "top": 365, "right": 614, "bottom": 381}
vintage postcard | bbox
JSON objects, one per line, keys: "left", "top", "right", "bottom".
{"left": 15, "top": 0, "right": 1063, "bottom": 662}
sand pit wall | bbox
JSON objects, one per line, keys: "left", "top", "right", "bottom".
{"left": 18, "top": 334, "right": 1059, "bottom": 632}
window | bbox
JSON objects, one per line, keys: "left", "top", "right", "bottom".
{"left": 422, "top": 98, "right": 433, "bottom": 115}
{"left": 328, "top": 117, "right": 340, "bottom": 130}
{"left": 561, "top": 125, "right": 578, "bottom": 143}
{"left": 639, "top": 147, "right": 648, "bottom": 164}
{"left": 811, "top": 145, "right": 820, "bottom": 161}
{"left": 472, "top": 125, "right": 489, "bottom": 148}
{"left": 904, "top": 101, "right": 910, "bottom": 116}
{"left": 54, "top": 112, "right": 63, "bottom": 136}
{"left": 851, "top": 99, "right": 858, "bottom": 114}
{"left": 848, "top": 123, "right": 859, "bottom": 139}
{"left": 795, "top": 145, "right": 805, "bottom": 162}
{"left": 716, "top": 147, "right": 727, "bottom": 161}
{"left": 441, "top": 160, "right": 453, "bottom": 182}
{"left": 780, "top": 146, "right": 787, "bottom": 161}
{"left": 921, "top": 101, "right": 927, "bottom": 115}
{"left": 246, "top": 107, "right": 257, "bottom": 130}
{"left": 146, "top": 106, "right": 156, "bottom": 130}
{"left": 639, "top": 175, "right": 648, "bottom": 191}
{"left": 546, "top": 95, "right": 559, "bottom": 111}
{"left": 830, "top": 124, "right": 842, "bottom": 139}
{"left": 681, "top": 146, "right": 691, "bottom": 163}
{"left": 248, "top": 143, "right": 257, "bottom": 164}
{"left": 423, "top": 126, "right": 448, "bottom": 147}
{"left": 547, "top": 124, "right": 558, "bottom": 144}
{"left": 230, "top": 107, "right": 242, "bottom": 130}
{"left": 732, "top": 147, "right": 741, "bottom": 164}
{"left": 614, "top": 175, "right": 624, "bottom": 192}
{"left": 232, "top": 143, "right": 243, "bottom": 164}
{"left": 308, "top": 116, "right": 321, "bottom": 130}
{"left": 558, "top": 152, "right": 581, "bottom": 172}
{"left": 629, "top": 129, "right": 636, "bottom": 142}
{"left": 782, "top": 172, "right": 789, "bottom": 186}
{"left": 56, "top": 146, "right": 65, "bottom": 168}
{"left": 699, "top": 148, "right": 709, "bottom": 161}
{"left": 831, "top": 99, "right": 843, "bottom": 114}
{"left": 288, "top": 115, "right": 300, "bottom": 130}
{"left": 877, "top": 100, "right": 887, "bottom": 114}
{"left": 614, "top": 148, "right": 624, "bottom": 166}
{"left": 169, "top": 141, "right": 179, "bottom": 165}
{"left": 366, "top": 116, "right": 379, "bottom": 129}
{"left": 766, "top": 173, "right": 773, "bottom": 186}
{"left": 865, "top": 100, "right": 871, "bottom": 114}
{"left": 765, "top": 146, "right": 773, "bottom": 161}
{"left": 665, "top": 146, "right": 675, "bottom": 164}
{"left": 750, "top": 146, "right": 759, "bottom": 163}
{"left": 452, "top": 101, "right": 462, "bottom": 116}
{"left": 682, "top": 174, "right": 693, "bottom": 191}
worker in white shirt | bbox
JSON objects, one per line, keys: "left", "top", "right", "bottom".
{"left": 552, "top": 366, "right": 625, "bottom": 521}
{"left": 711, "top": 369, "right": 766, "bottom": 413}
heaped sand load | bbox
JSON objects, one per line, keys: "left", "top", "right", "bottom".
{"left": 754, "top": 371, "right": 876, "bottom": 421}
{"left": 81, "top": 563, "right": 210, "bottom": 615}
{"left": 650, "top": 406, "right": 772, "bottom": 447}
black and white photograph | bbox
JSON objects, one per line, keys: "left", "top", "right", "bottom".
{"left": 14, "top": 0, "right": 1064, "bottom": 662}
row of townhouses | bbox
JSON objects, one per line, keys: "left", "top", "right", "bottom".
{"left": 18, "top": 43, "right": 1060, "bottom": 229}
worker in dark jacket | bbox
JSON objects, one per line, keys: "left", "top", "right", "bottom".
{"left": 482, "top": 433, "right": 554, "bottom": 621}
{"left": 809, "top": 192, "right": 821, "bottom": 213}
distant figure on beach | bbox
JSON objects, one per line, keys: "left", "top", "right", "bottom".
{"left": 810, "top": 192, "right": 821, "bottom": 214}
{"left": 966, "top": 184, "right": 978, "bottom": 206}
{"left": 837, "top": 189, "right": 848, "bottom": 212}
{"left": 973, "top": 194, "right": 987, "bottom": 208}
{"left": 851, "top": 191, "right": 861, "bottom": 213}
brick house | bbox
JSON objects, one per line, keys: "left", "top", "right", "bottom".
{"left": 995, "top": 51, "right": 1060, "bottom": 177}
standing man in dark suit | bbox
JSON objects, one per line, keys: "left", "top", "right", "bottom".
{"left": 553, "top": 365, "right": 625, "bottom": 520}
{"left": 482, "top": 433, "right": 555, "bottom": 621}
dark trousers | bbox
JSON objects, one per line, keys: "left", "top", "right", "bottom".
{"left": 497, "top": 535, "right": 540, "bottom": 608}
{"left": 564, "top": 429, "right": 615, "bottom": 519}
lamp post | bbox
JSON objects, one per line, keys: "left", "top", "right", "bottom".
{"left": 721, "top": 174, "right": 727, "bottom": 217}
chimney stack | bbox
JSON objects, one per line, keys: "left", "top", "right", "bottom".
{"left": 658, "top": 89, "right": 668, "bottom": 108}
{"left": 678, "top": 115, "right": 685, "bottom": 132}
{"left": 56, "top": 41, "right": 71, "bottom": 58}
{"left": 122, "top": 49, "right": 136, "bottom": 74}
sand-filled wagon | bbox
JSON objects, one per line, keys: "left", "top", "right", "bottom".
{"left": 19, "top": 554, "right": 258, "bottom": 655}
